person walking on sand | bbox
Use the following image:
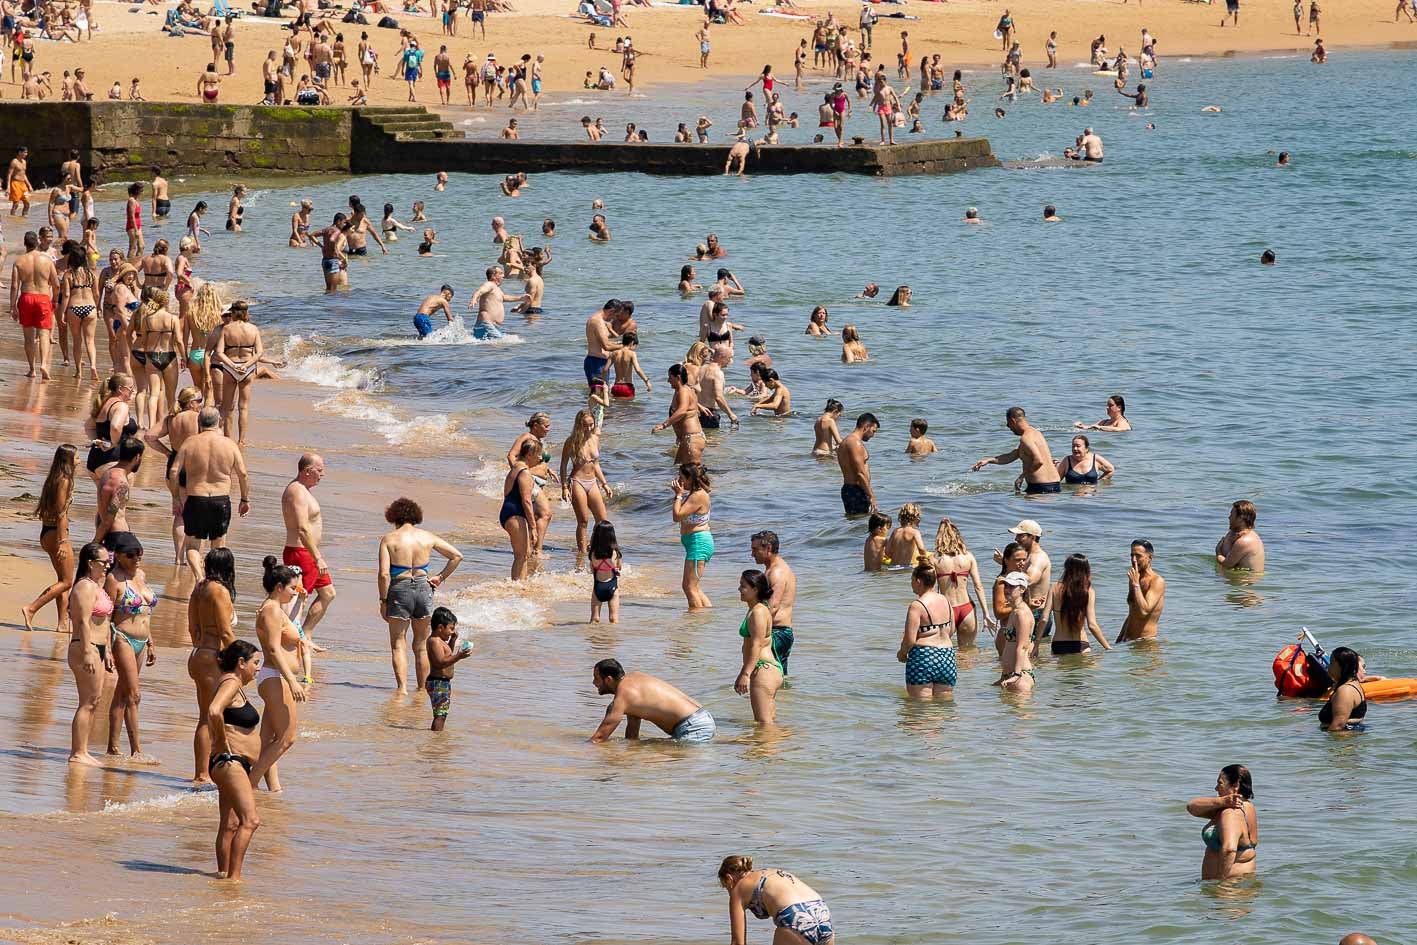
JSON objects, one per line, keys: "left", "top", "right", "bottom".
{"left": 22, "top": 445, "right": 78, "bottom": 633}
{"left": 589, "top": 658, "right": 716, "bottom": 742}
{"left": 168, "top": 406, "right": 250, "bottom": 581}
{"left": 282, "top": 453, "right": 335, "bottom": 675}
{"left": 971, "top": 406, "right": 1062, "bottom": 494}
{"left": 10, "top": 230, "right": 59, "bottom": 379}
{"left": 837, "top": 412, "right": 879, "bottom": 516}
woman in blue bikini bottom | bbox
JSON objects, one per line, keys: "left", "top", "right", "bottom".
{"left": 719, "top": 855, "right": 835, "bottom": 945}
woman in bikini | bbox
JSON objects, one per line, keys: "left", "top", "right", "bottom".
{"left": 173, "top": 236, "right": 198, "bottom": 322}
{"left": 673, "top": 462, "right": 713, "bottom": 611}
{"left": 137, "top": 287, "right": 182, "bottom": 429}
{"left": 85, "top": 373, "right": 138, "bottom": 481}
{"left": 1047, "top": 553, "right": 1113, "bottom": 655}
{"left": 718, "top": 856, "right": 834, "bottom": 945}
{"left": 996, "top": 571, "right": 1036, "bottom": 692}
{"left": 559, "top": 409, "right": 611, "bottom": 571}
{"left": 806, "top": 305, "right": 833, "bottom": 336}
{"left": 22, "top": 445, "right": 78, "bottom": 633}
{"left": 186, "top": 281, "right": 223, "bottom": 403}
{"left": 60, "top": 242, "right": 100, "bottom": 380}
{"left": 146, "top": 385, "right": 204, "bottom": 560}
{"left": 812, "top": 399, "right": 844, "bottom": 456}
{"left": 140, "top": 238, "right": 174, "bottom": 290}
{"left": 735, "top": 569, "right": 783, "bottom": 724}
{"left": 840, "top": 324, "right": 868, "bottom": 363}
{"left": 289, "top": 199, "right": 314, "bottom": 247}
{"left": 501, "top": 439, "right": 541, "bottom": 582}
{"left": 1186, "top": 765, "right": 1258, "bottom": 880}
{"left": 931, "top": 518, "right": 993, "bottom": 648}
{"left": 249, "top": 556, "right": 309, "bottom": 793}
{"left": 506, "top": 413, "right": 556, "bottom": 561}
{"left": 66, "top": 542, "right": 116, "bottom": 766}
{"left": 897, "top": 560, "right": 958, "bottom": 700}
{"left": 207, "top": 639, "right": 263, "bottom": 880}
{"left": 378, "top": 497, "right": 464, "bottom": 692}
{"left": 214, "top": 300, "right": 263, "bottom": 447}
{"left": 104, "top": 533, "right": 159, "bottom": 764}
{"left": 110, "top": 265, "right": 145, "bottom": 413}
{"left": 188, "top": 547, "right": 236, "bottom": 783}
{"left": 197, "top": 63, "right": 222, "bottom": 102}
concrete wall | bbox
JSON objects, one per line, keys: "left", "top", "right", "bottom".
{"left": 0, "top": 102, "right": 352, "bottom": 185}
{"left": 0, "top": 102, "right": 998, "bottom": 184}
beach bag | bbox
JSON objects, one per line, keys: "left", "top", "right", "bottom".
{"left": 376, "top": 14, "right": 399, "bottom": 28}
{"left": 1273, "top": 643, "right": 1330, "bottom": 698}
{"left": 343, "top": 9, "right": 367, "bottom": 23}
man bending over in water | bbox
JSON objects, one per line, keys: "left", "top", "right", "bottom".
{"left": 415, "top": 285, "right": 455, "bottom": 339}
{"left": 589, "top": 658, "right": 715, "bottom": 742}
{"left": 971, "top": 406, "right": 1061, "bottom": 494}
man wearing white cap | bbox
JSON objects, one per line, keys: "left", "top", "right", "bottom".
{"left": 995, "top": 518, "right": 1051, "bottom": 634}
{"left": 971, "top": 406, "right": 1061, "bottom": 493}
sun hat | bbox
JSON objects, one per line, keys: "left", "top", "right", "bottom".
{"left": 1008, "top": 519, "right": 1043, "bottom": 537}
{"left": 1002, "top": 571, "right": 1030, "bottom": 588}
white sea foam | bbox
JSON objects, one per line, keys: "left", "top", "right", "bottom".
{"left": 444, "top": 584, "right": 550, "bottom": 632}
{"left": 468, "top": 459, "right": 504, "bottom": 499}
{"left": 282, "top": 335, "right": 383, "bottom": 391}
{"left": 315, "top": 392, "right": 470, "bottom": 448}
{"left": 366, "top": 316, "right": 524, "bottom": 348}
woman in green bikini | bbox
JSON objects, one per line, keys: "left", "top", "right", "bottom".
{"left": 735, "top": 569, "right": 783, "bottom": 725}
{"left": 104, "top": 533, "right": 159, "bottom": 764}
{"left": 1186, "top": 764, "right": 1258, "bottom": 880}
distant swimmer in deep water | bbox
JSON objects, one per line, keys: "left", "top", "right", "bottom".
{"left": 1075, "top": 394, "right": 1130, "bottom": 431}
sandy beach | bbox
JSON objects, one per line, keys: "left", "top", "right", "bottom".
{"left": 5, "top": 0, "right": 1414, "bottom": 111}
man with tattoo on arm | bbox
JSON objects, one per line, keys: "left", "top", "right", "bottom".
{"left": 94, "top": 437, "right": 144, "bottom": 551}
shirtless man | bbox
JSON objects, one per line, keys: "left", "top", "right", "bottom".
{"left": 653, "top": 363, "right": 705, "bottom": 465}
{"left": 1215, "top": 499, "right": 1265, "bottom": 572}
{"left": 837, "top": 412, "right": 879, "bottom": 516}
{"left": 588, "top": 658, "right": 716, "bottom": 743}
{"left": 262, "top": 49, "right": 282, "bottom": 104}
{"left": 583, "top": 299, "right": 623, "bottom": 388}
{"left": 9, "top": 230, "right": 59, "bottom": 378}
{"left": 993, "top": 519, "right": 1052, "bottom": 636}
{"left": 282, "top": 453, "right": 334, "bottom": 672}
{"left": 151, "top": 167, "right": 171, "bottom": 219}
{"left": 95, "top": 437, "right": 145, "bottom": 550}
{"left": 751, "top": 530, "right": 796, "bottom": 674}
{"left": 1118, "top": 539, "right": 1166, "bottom": 642}
{"left": 7, "top": 146, "right": 32, "bottom": 216}
{"left": 971, "top": 406, "right": 1061, "bottom": 494}
{"left": 318, "top": 213, "right": 349, "bottom": 291}
{"left": 169, "top": 407, "right": 250, "bottom": 580}
{"left": 415, "top": 284, "right": 454, "bottom": 338}
{"left": 697, "top": 346, "right": 739, "bottom": 428}
{"left": 469, "top": 265, "right": 526, "bottom": 341}
{"left": 1072, "top": 127, "right": 1104, "bottom": 162}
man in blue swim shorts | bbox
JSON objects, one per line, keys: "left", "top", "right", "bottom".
{"left": 583, "top": 299, "right": 623, "bottom": 387}
{"left": 589, "top": 658, "right": 716, "bottom": 743}
{"left": 469, "top": 264, "right": 524, "bottom": 342}
{"left": 971, "top": 405, "right": 1063, "bottom": 493}
{"left": 414, "top": 284, "right": 455, "bottom": 339}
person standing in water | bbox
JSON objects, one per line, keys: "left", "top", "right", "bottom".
{"left": 673, "top": 463, "right": 713, "bottom": 611}
{"left": 931, "top": 518, "right": 992, "bottom": 648}
{"left": 1118, "top": 539, "right": 1165, "bottom": 643}
{"left": 414, "top": 285, "right": 454, "bottom": 339}
{"left": 837, "top": 412, "right": 879, "bottom": 515}
{"left": 1075, "top": 394, "right": 1130, "bottom": 431}
{"left": 653, "top": 363, "right": 706, "bottom": 466}
{"left": 1216, "top": 499, "right": 1265, "bottom": 572}
{"left": 425, "top": 607, "right": 471, "bottom": 731}
{"left": 897, "top": 560, "right": 957, "bottom": 700}
{"left": 1047, "top": 554, "right": 1112, "bottom": 654}
{"left": 972, "top": 406, "right": 1062, "bottom": 494}
{"left": 735, "top": 569, "right": 785, "bottom": 725}
{"left": 996, "top": 571, "right": 1036, "bottom": 692}
{"left": 717, "top": 855, "right": 834, "bottom": 945}
{"left": 750, "top": 530, "right": 796, "bottom": 674}
{"left": 1186, "top": 765, "right": 1258, "bottom": 880}
{"left": 281, "top": 452, "right": 334, "bottom": 677}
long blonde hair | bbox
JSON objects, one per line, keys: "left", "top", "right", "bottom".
{"left": 934, "top": 518, "right": 967, "bottom": 557}
{"left": 685, "top": 341, "right": 711, "bottom": 365}
{"left": 189, "top": 282, "right": 224, "bottom": 335}
{"left": 135, "top": 285, "right": 168, "bottom": 335}
{"left": 34, "top": 444, "right": 77, "bottom": 524}
{"left": 563, "top": 409, "right": 597, "bottom": 464}
{"left": 91, "top": 373, "right": 132, "bottom": 419}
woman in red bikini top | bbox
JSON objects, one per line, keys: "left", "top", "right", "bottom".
{"left": 930, "top": 517, "right": 995, "bottom": 648}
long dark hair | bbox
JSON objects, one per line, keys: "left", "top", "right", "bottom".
{"left": 204, "top": 547, "right": 237, "bottom": 599}
{"left": 589, "top": 520, "right": 620, "bottom": 560}
{"left": 35, "top": 444, "right": 78, "bottom": 524}
{"left": 1059, "top": 554, "right": 1091, "bottom": 630}
{"left": 999, "top": 540, "right": 1022, "bottom": 574}
{"left": 740, "top": 569, "right": 771, "bottom": 602}
{"left": 262, "top": 554, "right": 300, "bottom": 593}
{"left": 218, "top": 639, "right": 259, "bottom": 673}
{"left": 1220, "top": 764, "right": 1253, "bottom": 800}
{"left": 76, "top": 542, "right": 107, "bottom": 582}
{"left": 1329, "top": 646, "right": 1361, "bottom": 686}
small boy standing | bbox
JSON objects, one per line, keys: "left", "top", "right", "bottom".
{"left": 426, "top": 607, "right": 472, "bottom": 731}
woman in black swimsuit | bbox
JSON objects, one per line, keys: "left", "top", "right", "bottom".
{"left": 1319, "top": 646, "right": 1369, "bottom": 731}
{"left": 189, "top": 548, "right": 237, "bottom": 783}
{"left": 1047, "top": 553, "right": 1113, "bottom": 655}
{"left": 61, "top": 243, "right": 100, "bottom": 380}
{"left": 137, "top": 287, "right": 183, "bottom": 429}
{"left": 1055, "top": 434, "right": 1115, "bottom": 486}
{"left": 86, "top": 373, "right": 139, "bottom": 478}
{"left": 207, "top": 639, "right": 263, "bottom": 880}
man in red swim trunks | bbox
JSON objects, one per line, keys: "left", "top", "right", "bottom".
{"left": 282, "top": 452, "right": 335, "bottom": 675}
{"left": 9, "top": 231, "right": 58, "bottom": 379}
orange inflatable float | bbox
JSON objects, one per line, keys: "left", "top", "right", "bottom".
{"left": 1273, "top": 629, "right": 1417, "bottom": 703}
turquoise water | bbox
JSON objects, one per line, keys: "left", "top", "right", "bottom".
{"left": 7, "top": 51, "right": 1417, "bottom": 944}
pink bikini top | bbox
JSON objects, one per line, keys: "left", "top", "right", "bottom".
{"left": 92, "top": 588, "right": 114, "bottom": 620}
